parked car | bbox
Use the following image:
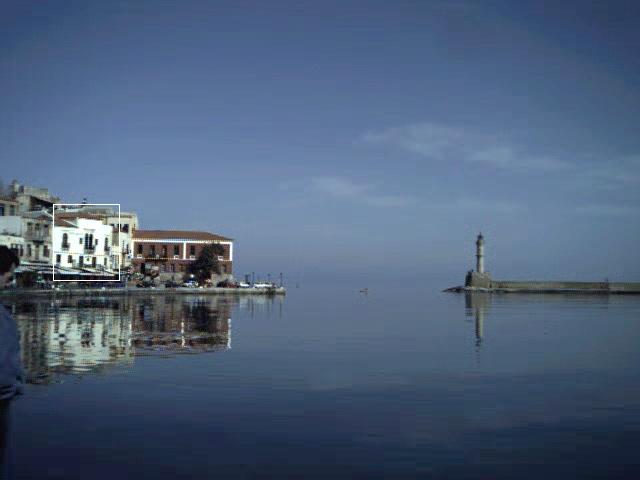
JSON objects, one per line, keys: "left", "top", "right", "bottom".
{"left": 182, "top": 281, "right": 199, "bottom": 288}
{"left": 136, "top": 280, "right": 155, "bottom": 288}
{"left": 217, "top": 279, "right": 238, "bottom": 288}
{"left": 238, "top": 282, "right": 251, "bottom": 288}
{"left": 164, "top": 280, "right": 180, "bottom": 288}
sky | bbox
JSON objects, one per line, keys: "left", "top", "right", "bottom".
{"left": 1, "top": 0, "right": 639, "bottom": 284}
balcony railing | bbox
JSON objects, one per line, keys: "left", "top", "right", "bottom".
{"left": 84, "top": 245, "right": 95, "bottom": 253}
{"left": 61, "top": 242, "right": 70, "bottom": 250}
{"left": 24, "top": 231, "right": 49, "bottom": 242}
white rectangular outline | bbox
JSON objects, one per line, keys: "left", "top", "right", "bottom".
{"left": 52, "top": 204, "right": 121, "bottom": 282}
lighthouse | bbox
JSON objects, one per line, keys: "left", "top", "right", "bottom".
{"left": 476, "top": 233, "right": 484, "bottom": 274}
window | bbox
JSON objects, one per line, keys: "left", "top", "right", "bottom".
{"left": 137, "top": 244, "right": 143, "bottom": 254}
{"left": 79, "top": 237, "right": 83, "bottom": 244}
{"left": 27, "top": 244, "right": 31, "bottom": 257}
{"left": 9, "top": 206, "right": 15, "bottom": 215}
{"left": 171, "top": 264, "right": 175, "bottom": 272}
{"left": 79, "top": 256, "right": 84, "bottom": 267}
{"left": 43, "top": 246, "right": 49, "bottom": 257}
{"left": 174, "top": 245, "right": 179, "bottom": 256}
{"left": 92, "top": 257, "right": 96, "bottom": 267}
{"left": 56, "top": 254, "right": 61, "bottom": 264}
{"left": 150, "top": 245, "right": 156, "bottom": 256}
{"left": 189, "top": 245, "right": 195, "bottom": 256}
{"left": 19, "top": 246, "right": 23, "bottom": 257}
{"left": 68, "top": 255, "right": 73, "bottom": 264}
{"left": 0, "top": 205, "right": 4, "bottom": 216}
{"left": 161, "top": 245, "right": 167, "bottom": 257}
{"left": 62, "top": 233, "right": 68, "bottom": 248}
{"left": 104, "top": 258, "right": 107, "bottom": 266}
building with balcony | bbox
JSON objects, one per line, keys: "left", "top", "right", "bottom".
{"left": 52, "top": 217, "right": 117, "bottom": 272}
{"left": 131, "top": 229, "right": 233, "bottom": 281}
{"left": 54, "top": 207, "right": 139, "bottom": 269}
{"left": 0, "top": 196, "right": 18, "bottom": 216}
{"left": 22, "top": 212, "right": 53, "bottom": 264}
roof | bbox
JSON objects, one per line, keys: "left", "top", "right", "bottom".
{"left": 55, "top": 212, "right": 106, "bottom": 220}
{"left": 0, "top": 196, "right": 17, "bottom": 203}
{"left": 54, "top": 218, "right": 78, "bottom": 228}
{"left": 132, "top": 229, "right": 233, "bottom": 242}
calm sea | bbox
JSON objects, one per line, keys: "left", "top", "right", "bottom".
{"left": 3, "top": 284, "right": 640, "bottom": 479}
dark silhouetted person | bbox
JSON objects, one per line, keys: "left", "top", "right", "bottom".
{"left": 0, "top": 247, "right": 23, "bottom": 479}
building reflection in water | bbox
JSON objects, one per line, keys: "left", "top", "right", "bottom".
{"left": 3, "top": 294, "right": 237, "bottom": 384}
{"left": 132, "top": 295, "right": 234, "bottom": 355}
{"left": 464, "top": 292, "right": 490, "bottom": 348}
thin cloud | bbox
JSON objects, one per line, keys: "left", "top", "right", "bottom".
{"left": 362, "top": 122, "right": 572, "bottom": 172}
{"left": 309, "top": 177, "right": 416, "bottom": 208}
{"left": 575, "top": 204, "right": 639, "bottom": 217}
{"left": 308, "top": 176, "right": 522, "bottom": 212}
{"left": 577, "top": 155, "right": 640, "bottom": 189}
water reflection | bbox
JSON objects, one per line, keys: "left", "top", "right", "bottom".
{"left": 132, "top": 295, "right": 233, "bottom": 355}
{"left": 2, "top": 294, "right": 242, "bottom": 384}
{"left": 464, "top": 291, "right": 618, "bottom": 349}
{"left": 465, "top": 292, "right": 489, "bottom": 347}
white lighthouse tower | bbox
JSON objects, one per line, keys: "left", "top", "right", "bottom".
{"left": 476, "top": 232, "right": 485, "bottom": 274}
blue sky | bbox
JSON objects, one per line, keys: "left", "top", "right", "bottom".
{"left": 1, "top": 0, "right": 639, "bottom": 283}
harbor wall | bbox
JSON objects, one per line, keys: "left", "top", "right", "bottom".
{"left": 490, "top": 280, "right": 610, "bottom": 291}
{"left": 462, "top": 273, "right": 640, "bottom": 293}
{"left": 609, "top": 282, "right": 640, "bottom": 293}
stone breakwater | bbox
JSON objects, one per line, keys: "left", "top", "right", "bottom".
{"left": 0, "top": 287, "right": 286, "bottom": 297}
{"left": 445, "top": 280, "right": 640, "bottom": 294}
{"left": 448, "top": 234, "right": 640, "bottom": 294}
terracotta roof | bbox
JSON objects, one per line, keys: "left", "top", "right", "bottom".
{"left": 132, "top": 229, "right": 232, "bottom": 241}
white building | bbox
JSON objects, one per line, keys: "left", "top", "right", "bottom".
{"left": 53, "top": 217, "right": 117, "bottom": 271}
{"left": 54, "top": 208, "right": 139, "bottom": 269}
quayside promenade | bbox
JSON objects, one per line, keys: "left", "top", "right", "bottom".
{"left": 0, "top": 286, "right": 286, "bottom": 297}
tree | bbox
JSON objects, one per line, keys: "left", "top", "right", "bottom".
{"left": 187, "top": 243, "right": 225, "bottom": 284}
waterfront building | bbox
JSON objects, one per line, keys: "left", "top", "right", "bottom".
{"left": 54, "top": 208, "right": 139, "bottom": 269}
{"left": 52, "top": 217, "right": 117, "bottom": 272}
{"left": 0, "top": 214, "right": 24, "bottom": 257}
{"left": 0, "top": 195, "right": 18, "bottom": 216}
{"left": 21, "top": 211, "right": 54, "bottom": 264}
{"left": 0, "top": 180, "right": 60, "bottom": 267}
{"left": 131, "top": 229, "right": 233, "bottom": 281}
{"left": 9, "top": 180, "right": 60, "bottom": 214}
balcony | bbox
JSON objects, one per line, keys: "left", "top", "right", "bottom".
{"left": 24, "top": 230, "right": 49, "bottom": 243}
{"left": 104, "top": 245, "right": 111, "bottom": 253}
{"left": 61, "top": 242, "right": 70, "bottom": 251}
{"left": 84, "top": 245, "right": 95, "bottom": 253}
